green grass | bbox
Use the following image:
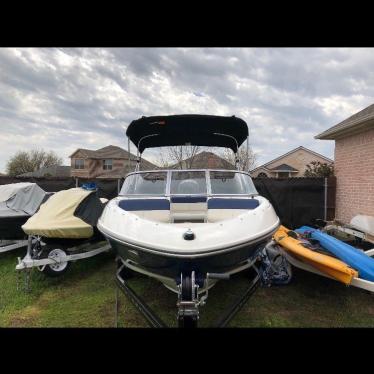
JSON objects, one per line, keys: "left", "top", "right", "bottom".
{"left": 1, "top": 247, "right": 374, "bottom": 327}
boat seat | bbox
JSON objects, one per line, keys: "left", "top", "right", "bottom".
{"left": 207, "top": 198, "right": 260, "bottom": 223}
{"left": 118, "top": 199, "right": 170, "bottom": 223}
{"left": 170, "top": 195, "right": 207, "bottom": 223}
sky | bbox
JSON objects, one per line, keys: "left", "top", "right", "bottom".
{"left": 0, "top": 47, "right": 373, "bottom": 173}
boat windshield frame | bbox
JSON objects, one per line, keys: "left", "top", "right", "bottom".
{"left": 119, "top": 169, "right": 259, "bottom": 197}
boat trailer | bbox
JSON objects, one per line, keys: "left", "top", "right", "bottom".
{"left": 115, "top": 257, "right": 261, "bottom": 328}
{"left": 322, "top": 220, "right": 374, "bottom": 245}
{"left": 16, "top": 235, "right": 111, "bottom": 291}
{"left": 0, "top": 239, "right": 31, "bottom": 254}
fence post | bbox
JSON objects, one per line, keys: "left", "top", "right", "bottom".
{"left": 324, "top": 177, "right": 328, "bottom": 221}
{"left": 117, "top": 178, "right": 121, "bottom": 194}
{"left": 75, "top": 177, "right": 78, "bottom": 188}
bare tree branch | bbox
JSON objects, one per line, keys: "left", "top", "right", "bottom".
{"left": 156, "top": 145, "right": 201, "bottom": 169}
{"left": 222, "top": 145, "right": 257, "bottom": 172}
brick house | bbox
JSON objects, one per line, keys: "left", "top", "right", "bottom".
{"left": 170, "top": 151, "right": 235, "bottom": 170}
{"left": 70, "top": 145, "right": 156, "bottom": 179}
{"left": 250, "top": 146, "right": 333, "bottom": 178}
{"left": 315, "top": 103, "right": 374, "bottom": 224}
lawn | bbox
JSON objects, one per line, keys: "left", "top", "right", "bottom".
{"left": 1, "top": 247, "right": 374, "bottom": 328}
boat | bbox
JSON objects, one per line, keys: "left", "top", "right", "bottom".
{"left": 321, "top": 215, "right": 374, "bottom": 245}
{"left": 97, "top": 114, "right": 280, "bottom": 327}
{"left": 273, "top": 225, "right": 358, "bottom": 285}
{"left": 18, "top": 186, "right": 110, "bottom": 277}
{"left": 0, "top": 182, "right": 49, "bottom": 253}
{"left": 296, "top": 226, "right": 374, "bottom": 282}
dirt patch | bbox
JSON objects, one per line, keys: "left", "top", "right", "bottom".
{"left": 8, "top": 305, "right": 42, "bottom": 327}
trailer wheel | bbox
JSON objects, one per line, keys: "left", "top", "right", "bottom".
{"left": 39, "top": 247, "right": 71, "bottom": 277}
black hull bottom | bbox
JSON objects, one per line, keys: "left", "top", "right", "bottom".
{"left": 109, "top": 237, "right": 270, "bottom": 284}
{"left": 0, "top": 216, "right": 29, "bottom": 241}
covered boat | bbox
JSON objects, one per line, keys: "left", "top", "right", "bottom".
{"left": 98, "top": 114, "right": 280, "bottom": 327}
{"left": 20, "top": 187, "right": 109, "bottom": 276}
{"left": 0, "top": 183, "right": 48, "bottom": 250}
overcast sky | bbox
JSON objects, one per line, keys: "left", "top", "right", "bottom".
{"left": 0, "top": 47, "right": 373, "bottom": 172}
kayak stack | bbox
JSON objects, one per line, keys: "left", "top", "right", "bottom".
{"left": 296, "top": 226, "right": 374, "bottom": 282}
{"left": 273, "top": 225, "right": 358, "bottom": 285}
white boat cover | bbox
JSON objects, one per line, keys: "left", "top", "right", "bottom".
{"left": 350, "top": 215, "right": 374, "bottom": 236}
{"left": 22, "top": 188, "right": 94, "bottom": 238}
{"left": 0, "top": 183, "right": 47, "bottom": 216}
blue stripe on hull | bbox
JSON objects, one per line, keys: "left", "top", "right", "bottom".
{"left": 119, "top": 199, "right": 170, "bottom": 211}
{"left": 208, "top": 198, "right": 259, "bottom": 209}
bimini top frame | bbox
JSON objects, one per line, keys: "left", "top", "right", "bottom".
{"left": 125, "top": 114, "right": 249, "bottom": 171}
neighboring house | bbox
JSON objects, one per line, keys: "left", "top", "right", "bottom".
{"left": 250, "top": 146, "right": 333, "bottom": 178}
{"left": 18, "top": 165, "right": 71, "bottom": 178}
{"left": 70, "top": 145, "right": 156, "bottom": 179}
{"left": 315, "top": 103, "right": 374, "bottom": 224}
{"left": 170, "top": 151, "right": 235, "bottom": 170}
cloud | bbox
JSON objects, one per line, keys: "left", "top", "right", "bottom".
{"left": 0, "top": 47, "right": 373, "bottom": 172}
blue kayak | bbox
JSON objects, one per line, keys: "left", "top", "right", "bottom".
{"left": 296, "top": 226, "right": 374, "bottom": 282}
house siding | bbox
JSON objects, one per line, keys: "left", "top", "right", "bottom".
{"left": 71, "top": 158, "right": 128, "bottom": 178}
{"left": 251, "top": 148, "right": 332, "bottom": 178}
{"left": 334, "top": 127, "right": 374, "bottom": 223}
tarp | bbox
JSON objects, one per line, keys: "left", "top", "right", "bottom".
{"left": 0, "top": 183, "right": 47, "bottom": 239}
{"left": 22, "top": 188, "right": 95, "bottom": 239}
{"left": 4, "top": 183, "right": 47, "bottom": 215}
{"left": 74, "top": 192, "right": 106, "bottom": 227}
{"left": 0, "top": 183, "right": 40, "bottom": 204}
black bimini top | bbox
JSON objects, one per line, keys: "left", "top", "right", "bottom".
{"left": 126, "top": 114, "right": 248, "bottom": 153}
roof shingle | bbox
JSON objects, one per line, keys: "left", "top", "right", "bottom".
{"left": 316, "top": 103, "right": 374, "bottom": 140}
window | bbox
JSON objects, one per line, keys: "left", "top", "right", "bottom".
{"left": 74, "top": 159, "right": 85, "bottom": 169}
{"left": 103, "top": 159, "right": 113, "bottom": 170}
{"left": 210, "top": 171, "right": 258, "bottom": 195}
{"left": 171, "top": 171, "right": 207, "bottom": 195}
{"left": 278, "top": 172, "right": 289, "bottom": 178}
{"left": 120, "top": 172, "right": 167, "bottom": 195}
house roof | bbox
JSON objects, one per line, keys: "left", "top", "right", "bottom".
{"left": 315, "top": 103, "right": 374, "bottom": 140}
{"left": 170, "top": 151, "right": 235, "bottom": 170}
{"left": 18, "top": 165, "right": 71, "bottom": 178}
{"left": 250, "top": 146, "right": 333, "bottom": 173}
{"left": 69, "top": 145, "right": 156, "bottom": 168}
{"left": 70, "top": 145, "right": 132, "bottom": 159}
{"left": 269, "top": 163, "right": 298, "bottom": 172}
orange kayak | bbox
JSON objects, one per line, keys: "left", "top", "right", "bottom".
{"left": 273, "top": 225, "right": 358, "bottom": 285}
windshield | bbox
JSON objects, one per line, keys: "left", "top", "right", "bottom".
{"left": 210, "top": 171, "right": 257, "bottom": 195}
{"left": 120, "top": 170, "right": 257, "bottom": 196}
{"left": 170, "top": 171, "right": 207, "bottom": 195}
{"left": 120, "top": 172, "right": 167, "bottom": 195}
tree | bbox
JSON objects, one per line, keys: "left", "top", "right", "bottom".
{"left": 304, "top": 161, "right": 334, "bottom": 177}
{"left": 6, "top": 149, "right": 63, "bottom": 176}
{"left": 222, "top": 144, "right": 257, "bottom": 172}
{"left": 157, "top": 145, "right": 201, "bottom": 169}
